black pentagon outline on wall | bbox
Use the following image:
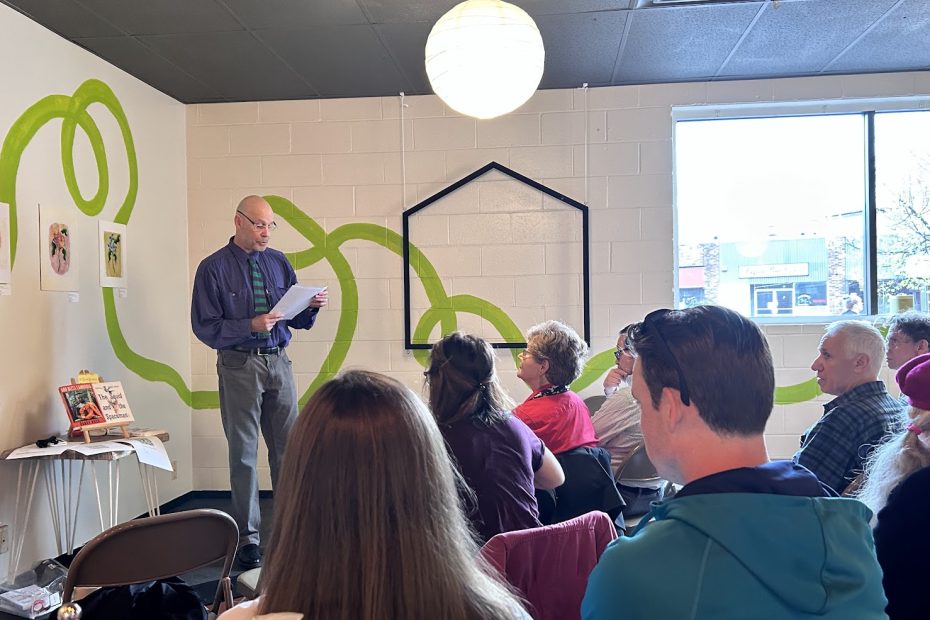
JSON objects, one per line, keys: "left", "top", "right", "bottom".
{"left": 402, "top": 161, "right": 591, "bottom": 349}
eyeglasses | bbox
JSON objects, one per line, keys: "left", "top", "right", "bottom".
{"left": 613, "top": 348, "right": 633, "bottom": 361}
{"left": 643, "top": 309, "right": 691, "bottom": 406}
{"left": 237, "top": 210, "right": 277, "bottom": 232}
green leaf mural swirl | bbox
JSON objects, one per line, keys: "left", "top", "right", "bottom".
{"left": 0, "top": 79, "right": 822, "bottom": 409}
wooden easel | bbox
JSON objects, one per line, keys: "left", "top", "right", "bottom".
{"left": 70, "top": 370, "right": 131, "bottom": 443}
{"left": 76, "top": 419, "right": 131, "bottom": 443}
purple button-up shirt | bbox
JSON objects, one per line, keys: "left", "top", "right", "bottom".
{"left": 191, "top": 238, "right": 318, "bottom": 350}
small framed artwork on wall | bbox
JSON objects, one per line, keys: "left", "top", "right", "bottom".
{"left": 98, "top": 220, "right": 127, "bottom": 288}
{"left": 39, "top": 205, "right": 80, "bottom": 292}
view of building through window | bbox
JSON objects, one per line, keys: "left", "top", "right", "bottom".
{"left": 876, "top": 111, "right": 930, "bottom": 314}
{"left": 675, "top": 109, "right": 930, "bottom": 319}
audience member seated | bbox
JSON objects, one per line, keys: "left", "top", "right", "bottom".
{"left": 582, "top": 306, "right": 888, "bottom": 619}
{"left": 481, "top": 511, "right": 617, "bottom": 620}
{"left": 794, "top": 320, "right": 904, "bottom": 494}
{"left": 885, "top": 310, "right": 930, "bottom": 371}
{"left": 593, "top": 325, "right": 641, "bottom": 475}
{"left": 514, "top": 320, "right": 597, "bottom": 454}
{"left": 513, "top": 321, "right": 620, "bottom": 524}
{"left": 427, "top": 332, "right": 565, "bottom": 543}
{"left": 591, "top": 325, "right": 663, "bottom": 516}
{"left": 857, "top": 352, "right": 930, "bottom": 619}
{"left": 219, "top": 370, "right": 529, "bottom": 620}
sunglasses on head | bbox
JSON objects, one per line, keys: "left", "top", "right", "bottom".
{"left": 643, "top": 309, "right": 691, "bottom": 406}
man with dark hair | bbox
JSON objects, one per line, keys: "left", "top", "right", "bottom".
{"left": 592, "top": 325, "right": 663, "bottom": 516}
{"left": 583, "top": 305, "right": 887, "bottom": 619}
{"left": 886, "top": 310, "right": 930, "bottom": 370}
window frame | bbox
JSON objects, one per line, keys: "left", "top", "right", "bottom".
{"left": 672, "top": 96, "right": 930, "bottom": 324}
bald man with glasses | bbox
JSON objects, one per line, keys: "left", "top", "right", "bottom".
{"left": 192, "top": 195, "right": 328, "bottom": 569}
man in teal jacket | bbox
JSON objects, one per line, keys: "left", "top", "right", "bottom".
{"left": 582, "top": 305, "right": 888, "bottom": 619}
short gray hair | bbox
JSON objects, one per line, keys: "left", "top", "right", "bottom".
{"left": 824, "top": 320, "right": 885, "bottom": 377}
{"left": 526, "top": 320, "right": 589, "bottom": 386}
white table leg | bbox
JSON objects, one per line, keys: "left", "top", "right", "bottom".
{"left": 67, "top": 461, "right": 86, "bottom": 556}
{"left": 44, "top": 464, "right": 62, "bottom": 557}
{"left": 91, "top": 464, "right": 105, "bottom": 532}
{"left": 9, "top": 460, "right": 41, "bottom": 583}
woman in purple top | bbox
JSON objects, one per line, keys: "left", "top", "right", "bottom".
{"left": 427, "top": 332, "right": 565, "bottom": 543}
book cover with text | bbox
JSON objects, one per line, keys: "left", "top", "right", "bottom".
{"left": 91, "top": 381, "right": 135, "bottom": 424}
{"left": 59, "top": 383, "right": 106, "bottom": 433}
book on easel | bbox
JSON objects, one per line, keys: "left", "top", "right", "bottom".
{"left": 59, "top": 372, "right": 134, "bottom": 442}
{"left": 59, "top": 384, "right": 107, "bottom": 437}
{"left": 92, "top": 381, "right": 134, "bottom": 426}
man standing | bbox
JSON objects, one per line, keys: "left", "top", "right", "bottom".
{"left": 192, "top": 195, "right": 327, "bottom": 569}
{"left": 795, "top": 320, "right": 902, "bottom": 495}
{"left": 583, "top": 306, "right": 887, "bottom": 619}
{"left": 886, "top": 310, "right": 930, "bottom": 370}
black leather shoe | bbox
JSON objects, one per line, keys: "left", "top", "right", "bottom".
{"left": 236, "top": 543, "right": 262, "bottom": 569}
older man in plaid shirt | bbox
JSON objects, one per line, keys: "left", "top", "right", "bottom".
{"left": 794, "top": 320, "right": 904, "bottom": 495}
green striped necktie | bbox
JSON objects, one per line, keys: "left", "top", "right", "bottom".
{"left": 249, "top": 257, "right": 271, "bottom": 338}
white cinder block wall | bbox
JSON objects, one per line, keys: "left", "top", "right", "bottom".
{"left": 187, "top": 71, "right": 927, "bottom": 490}
{"left": 0, "top": 3, "right": 189, "bottom": 576}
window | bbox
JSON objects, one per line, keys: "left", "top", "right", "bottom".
{"left": 674, "top": 103, "right": 930, "bottom": 320}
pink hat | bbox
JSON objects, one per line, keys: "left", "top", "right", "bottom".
{"left": 895, "top": 353, "right": 930, "bottom": 411}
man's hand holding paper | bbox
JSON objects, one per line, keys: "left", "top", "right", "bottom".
{"left": 272, "top": 285, "right": 328, "bottom": 320}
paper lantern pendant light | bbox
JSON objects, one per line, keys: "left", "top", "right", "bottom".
{"left": 425, "top": 0, "right": 545, "bottom": 120}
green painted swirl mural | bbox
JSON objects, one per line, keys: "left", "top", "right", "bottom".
{"left": 0, "top": 79, "right": 821, "bottom": 408}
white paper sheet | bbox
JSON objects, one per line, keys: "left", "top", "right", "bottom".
{"left": 4, "top": 443, "right": 70, "bottom": 460}
{"left": 270, "top": 284, "right": 326, "bottom": 320}
{"left": 117, "top": 437, "right": 172, "bottom": 471}
{"left": 66, "top": 440, "right": 131, "bottom": 456}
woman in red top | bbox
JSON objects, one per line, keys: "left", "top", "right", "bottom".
{"left": 514, "top": 320, "right": 598, "bottom": 455}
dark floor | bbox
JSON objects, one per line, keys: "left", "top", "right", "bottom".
{"left": 0, "top": 493, "right": 269, "bottom": 619}
{"left": 164, "top": 493, "right": 275, "bottom": 604}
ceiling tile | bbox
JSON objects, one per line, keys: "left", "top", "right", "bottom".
{"left": 221, "top": 0, "right": 368, "bottom": 28}
{"left": 522, "top": 0, "right": 631, "bottom": 15}
{"left": 375, "top": 22, "right": 434, "bottom": 94}
{"left": 254, "top": 26, "right": 410, "bottom": 98}
{"left": 536, "top": 11, "right": 628, "bottom": 88}
{"left": 75, "top": 35, "right": 224, "bottom": 102}
{"left": 78, "top": 0, "right": 243, "bottom": 35}
{"left": 140, "top": 31, "right": 318, "bottom": 101}
{"left": 3, "top": 0, "right": 121, "bottom": 37}
{"left": 826, "top": 0, "right": 930, "bottom": 73}
{"left": 615, "top": 3, "right": 763, "bottom": 83}
{"left": 357, "top": 0, "right": 459, "bottom": 24}
{"left": 719, "top": 0, "right": 901, "bottom": 77}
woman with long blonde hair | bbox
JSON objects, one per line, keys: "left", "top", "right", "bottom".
{"left": 220, "top": 369, "right": 529, "bottom": 620}
{"left": 856, "top": 352, "right": 930, "bottom": 619}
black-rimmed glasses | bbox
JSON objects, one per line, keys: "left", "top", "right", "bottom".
{"left": 237, "top": 210, "right": 277, "bottom": 232}
{"left": 613, "top": 348, "right": 633, "bottom": 361}
{"left": 643, "top": 309, "right": 691, "bottom": 406}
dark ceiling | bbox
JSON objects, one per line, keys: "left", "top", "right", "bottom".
{"left": 3, "top": 0, "right": 929, "bottom": 104}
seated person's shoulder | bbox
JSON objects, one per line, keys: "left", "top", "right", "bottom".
{"left": 585, "top": 522, "right": 701, "bottom": 614}
{"left": 220, "top": 598, "right": 303, "bottom": 620}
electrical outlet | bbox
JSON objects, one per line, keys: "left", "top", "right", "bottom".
{"left": 171, "top": 460, "right": 178, "bottom": 480}
{"left": 0, "top": 523, "right": 9, "bottom": 554}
